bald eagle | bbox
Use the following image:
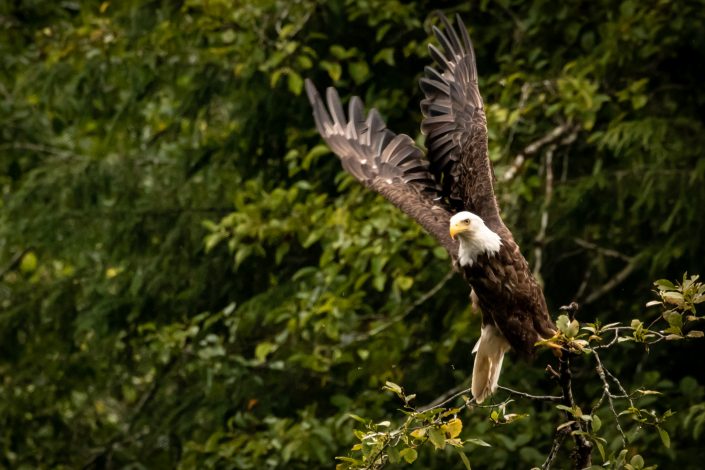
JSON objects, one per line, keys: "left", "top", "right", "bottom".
{"left": 305, "top": 14, "right": 555, "bottom": 403}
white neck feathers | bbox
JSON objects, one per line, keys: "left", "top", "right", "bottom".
{"left": 457, "top": 224, "right": 502, "bottom": 267}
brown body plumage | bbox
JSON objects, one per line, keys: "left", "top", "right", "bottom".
{"left": 305, "top": 14, "right": 554, "bottom": 398}
{"left": 464, "top": 241, "right": 554, "bottom": 357}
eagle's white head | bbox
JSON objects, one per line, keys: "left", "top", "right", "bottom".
{"left": 449, "top": 211, "right": 502, "bottom": 267}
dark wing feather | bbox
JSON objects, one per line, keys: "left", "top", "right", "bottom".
{"left": 421, "top": 15, "right": 555, "bottom": 355}
{"left": 305, "top": 79, "right": 457, "bottom": 257}
{"left": 420, "top": 14, "right": 504, "bottom": 232}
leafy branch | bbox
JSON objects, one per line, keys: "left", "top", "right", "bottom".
{"left": 336, "top": 274, "right": 704, "bottom": 469}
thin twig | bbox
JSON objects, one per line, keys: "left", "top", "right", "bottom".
{"left": 541, "top": 427, "right": 569, "bottom": 470}
{"left": 419, "top": 385, "right": 473, "bottom": 412}
{"left": 592, "top": 326, "right": 667, "bottom": 349}
{"left": 503, "top": 123, "right": 574, "bottom": 182}
{"left": 558, "top": 351, "right": 593, "bottom": 468}
{"left": 574, "top": 265, "right": 593, "bottom": 300}
{"left": 596, "top": 329, "right": 621, "bottom": 349}
{"left": 593, "top": 350, "right": 627, "bottom": 447}
{"left": 604, "top": 367, "right": 634, "bottom": 408}
{"left": 583, "top": 255, "right": 642, "bottom": 305}
{"left": 497, "top": 385, "right": 562, "bottom": 402}
{"left": 342, "top": 270, "right": 455, "bottom": 345}
{"left": 503, "top": 82, "right": 532, "bottom": 155}
{"left": 573, "top": 238, "right": 632, "bottom": 262}
{"left": 420, "top": 382, "right": 471, "bottom": 411}
{"left": 533, "top": 146, "right": 555, "bottom": 278}
{"left": 556, "top": 303, "right": 592, "bottom": 468}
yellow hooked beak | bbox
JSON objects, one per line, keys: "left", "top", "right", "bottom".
{"left": 449, "top": 220, "right": 469, "bottom": 240}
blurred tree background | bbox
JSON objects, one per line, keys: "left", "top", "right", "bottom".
{"left": 1, "top": 0, "right": 704, "bottom": 468}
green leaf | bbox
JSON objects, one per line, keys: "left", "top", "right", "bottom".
{"left": 663, "top": 311, "right": 683, "bottom": 328}
{"left": 383, "top": 381, "right": 402, "bottom": 395}
{"left": 321, "top": 60, "right": 342, "bottom": 82}
{"left": 658, "top": 427, "right": 671, "bottom": 448}
{"left": 296, "top": 54, "right": 313, "bottom": 69}
{"left": 396, "top": 275, "right": 414, "bottom": 291}
{"left": 630, "top": 454, "right": 645, "bottom": 469}
{"left": 636, "top": 389, "right": 662, "bottom": 396}
{"left": 465, "top": 438, "right": 491, "bottom": 447}
{"left": 592, "top": 414, "right": 601, "bottom": 432}
{"left": 556, "top": 314, "right": 580, "bottom": 337}
{"left": 373, "top": 48, "right": 395, "bottom": 66}
{"left": 654, "top": 279, "right": 676, "bottom": 290}
{"left": 330, "top": 44, "right": 353, "bottom": 59}
{"left": 20, "top": 251, "right": 38, "bottom": 273}
{"left": 442, "top": 418, "right": 462, "bottom": 438}
{"left": 302, "top": 144, "right": 330, "bottom": 169}
{"left": 373, "top": 274, "right": 386, "bottom": 291}
{"left": 347, "top": 413, "right": 368, "bottom": 424}
{"left": 662, "top": 291, "right": 684, "bottom": 305}
{"left": 594, "top": 439, "right": 606, "bottom": 461}
{"left": 348, "top": 61, "right": 370, "bottom": 84}
{"left": 275, "top": 242, "right": 289, "bottom": 265}
{"left": 399, "top": 447, "right": 417, "bottom": 463}
{"left": 457, "top": 449, "right": 472, "bottom": 470}
{"left": 287, "top": 71, "right": 303, "bottom": 95}
{"left": 428, "top": 427, "right": 446, "bottom": 449}
{"left": 433, "top": 246, "right": 449, "bottom": 259}
{"left": 234, "top": 246, "right": 253, "bottom": 269}
{"left": 270, "top": 68, "right": 283, "bottom": 87}
{"left": 255, "top": 341, "right": 276, "bottom": 362}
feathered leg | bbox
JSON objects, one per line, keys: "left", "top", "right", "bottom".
{"left": 471, "top": 324, "right": 511, "bottom": 403}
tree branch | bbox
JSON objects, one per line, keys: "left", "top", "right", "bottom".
{"left": 592, "top": 350, "right": 627, "bottom": 447}
{"left": 557, "top": 303, "right": 592, "bottom": 469}
{"left": 419, "top": 384, "right": 473, "bottom": 412}
{"left": 573, "top": 238, "right": 632, "bottom": 262}
{"left": 342, "top": 270, "right": 454, "bottom": 345}
{"left": 503, "top": 123, "right": 576, "bottom": 182}
{"left": 497, "top": 385, "right": 562, "bottom": 402}
{"left": 583, "top": 255, "right": 642, "bottom": 305}
{"left": 541, "top": 428, "right": 569, "bottom": 470}
{"left": 533, "top": 146, "right": 555, "bottom": 279}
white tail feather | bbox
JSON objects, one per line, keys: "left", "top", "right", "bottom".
{"left": 471, "top": 324, "right": 511, "bottom": 404}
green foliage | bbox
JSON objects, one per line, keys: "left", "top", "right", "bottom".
{"left": 648, "top": 274, "right": 705, "bottom": 339}
{"left": 0, "top": 0, "right": 704, "bottom": 469}
{"left": 336, "top": 382, "right": 489, "bottom": 469}
{"left": 339, "top": 279, "right": 703, "bottom": 469}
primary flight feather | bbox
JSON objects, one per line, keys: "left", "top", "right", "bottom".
{"left": 305, "top": 14, "right": 555, "bottom": 403}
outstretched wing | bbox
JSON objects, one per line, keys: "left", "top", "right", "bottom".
{"left": 305, "top": 79, "right": 457, "bottom": 257}
{"left": 420, "top": 15, "right": 555, "bottom": 354}
{"left": 420, "top": 14, "right": 504, "bottom": 233}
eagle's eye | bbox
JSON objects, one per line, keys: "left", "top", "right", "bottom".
{"left": 464, "top": 219, "right": 471, "bottom": 224}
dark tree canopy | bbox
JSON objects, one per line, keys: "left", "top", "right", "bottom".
{"left": 1, "top": 1, "right": 704, "bottom": 468}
